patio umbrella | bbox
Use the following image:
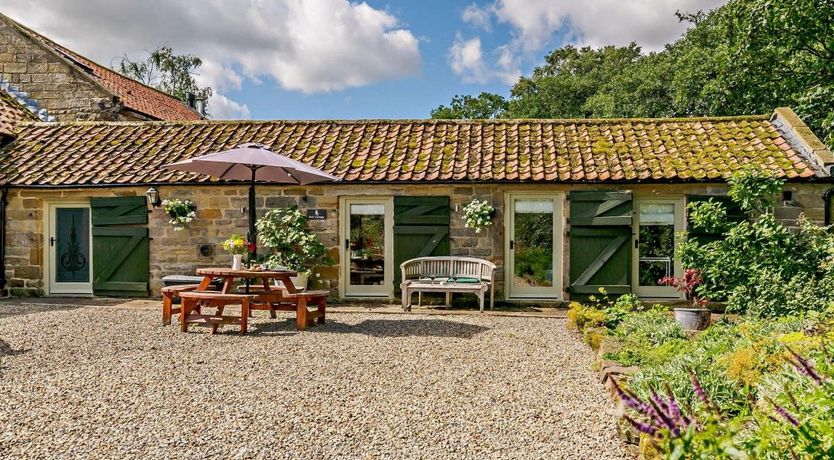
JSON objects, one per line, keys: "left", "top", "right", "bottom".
{"left": 163, "top": 143, "right": 338, "bottom": 258}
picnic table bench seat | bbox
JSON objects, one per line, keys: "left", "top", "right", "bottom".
{"left": 237, "top": 285, "right": 329, "bottom": 330}
{"left": 161, "top": 283, "right": 219, "bottom": 325}
{"left": 178, "top": 291, "right": 257, "bottom": 334}
{"left": 400, "top": 256, "right": 496, "bottom": 312}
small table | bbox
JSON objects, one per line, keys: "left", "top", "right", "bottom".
{"left": 179, "top": 267, "right": 299, "bottom": 334}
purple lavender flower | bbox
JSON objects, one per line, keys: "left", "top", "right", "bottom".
{"left": 767, "top": 397, "right": 800, "bottom": 426}
{"left": 688, "top": 369, "right": 717, "bottom": 416}
{"left": 623, "top": 415, "right": 658, "bottom": 436}
{"left": 785, "top": 346, "right": 824, "bottom": 385}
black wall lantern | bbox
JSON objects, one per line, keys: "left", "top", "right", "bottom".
{"left": 145, "top": 186, "right": 161, "bottom": 209}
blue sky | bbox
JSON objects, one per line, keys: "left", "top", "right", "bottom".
{"left": 2, "top": 0, "right": 726, "bottom": 120}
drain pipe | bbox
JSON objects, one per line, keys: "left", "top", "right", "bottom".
{"left": 0, "top": 185, "right": 8, "bottom": 297}
{"left": 825, "top": 189, "right": 834, "bottom": 226}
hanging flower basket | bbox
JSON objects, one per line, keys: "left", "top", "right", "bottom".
{"left": 462, "top": 199, "right": 495, "bottom": 233}
{"left": 161, "top": 198, "right": 197, "bottom": 231}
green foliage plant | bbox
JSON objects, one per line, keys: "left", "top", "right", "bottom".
{"left": 255, "top": 207, "right": 333, "bottom": 276}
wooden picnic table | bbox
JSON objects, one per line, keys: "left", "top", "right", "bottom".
{"left": 178, "top": 267, "right": 328, "bottom": 333}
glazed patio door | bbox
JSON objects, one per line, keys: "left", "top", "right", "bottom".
{"left": 506, "top": 193, "right": 564, "bottom": 299}
{"left": 46, "top": 202, "right": 93, "bottom": 295}
{"left": 632, "top": 199, "right": 684, "bottom": 298}
{"left": 341, "top": 197, "right": 394, "bottom": 297}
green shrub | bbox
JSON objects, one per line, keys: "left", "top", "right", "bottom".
{"left": 680, "top": 167, "right": 834, "bottom": 318}
{"left": 566, "top": 302, "right": 607, "bottom": 332}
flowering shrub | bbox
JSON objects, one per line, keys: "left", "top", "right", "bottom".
{"left": 462, "top": 199, "right": 495, "bottom": 233}
{"left": 161, "top": 198, "right": 196, "bottom": 231}
{"left": 221, "top": 234, "right": 253, "bottom": 255}
{"left": 255, "top": 207, "right": 333, "bottom": 276}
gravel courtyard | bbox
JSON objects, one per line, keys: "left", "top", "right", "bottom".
{"left": 0, "top": 302, "right": 631, "bottom": 459}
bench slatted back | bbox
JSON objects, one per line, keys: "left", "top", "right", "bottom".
{"left": 400, "top": 257, "right": 496, "bottom": 283}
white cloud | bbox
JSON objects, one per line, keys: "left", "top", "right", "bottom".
{"left": 450, "top": 0, "right": 727, "bottom": 84}
{"left": 207, "top": 93, "right": 250, "bottom": 120}
{"left": 449, "top": 35, "right": 520, "bottom": 85}
{"left": 493, "top": 0, "right": 727, "bottom": 52}
{"left": 0, "top": 0, "right": 422, "bottom": 118}
{"left": 449, "top": 36, "right": 489, "bottom": 83}
{"left": 462, "top": 3, "right": 492, "bottom": 31}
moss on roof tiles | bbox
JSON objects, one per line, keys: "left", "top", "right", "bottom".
{"left": 0, "top": 115, "right": 824, "bottom": 186}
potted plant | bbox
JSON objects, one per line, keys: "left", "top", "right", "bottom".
{"left": 222, "top": 234, "right": 252, "bottom": 270}
{"left": 255, "top": 207, "right": 333, "bottom": 290}
{"left": 462, "top": 198, "right": 495, "bottom": 233}
{"left": 659, "top": 268, "right": 711, "bottom": 330}
{"left": 161, "top": 198, "right": 196, "bottom": 231}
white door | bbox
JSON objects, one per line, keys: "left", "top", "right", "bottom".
{"left": 340, "top": 197, "right": 394, "bottom": 297}
{"left": 506, "top": 193, "right": 564, "bottom": 299}
{"left": 46, "top": 202, "right": 93, "bottom": 295}
{"left": 632, "top": 198, "right": 685, "bottom": 298}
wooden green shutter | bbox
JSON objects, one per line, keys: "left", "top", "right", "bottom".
{"left": 91, "top": 197, "right": 149, "bottom": 297}
{"left": 393, "top": 196, "right": 450, "bottom": 290}
{"left": 569, "top": 191, "right": 633, "bottom": 296}
{"left": 90, "top": 196, "right": 148, "bottom": 225}
{"left": 686, "top": 195, "right": 745, "bottom": 244}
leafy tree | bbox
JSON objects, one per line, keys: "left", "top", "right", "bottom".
{"left": 431, "top": 92, "right": 508, "bottom": 119}
{"left": 116, "top": 46, "right": 213, "bottom": 116}
{"left": 433, "top": 0, "right": 834, "bottom": 147}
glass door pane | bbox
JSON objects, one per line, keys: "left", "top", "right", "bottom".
{"left": 344, "top": 200, "right": 390, "bottom": 296}
{"left": 635, "top": 201, "right": 679, "bottom": 297}
{"left": 508, "top": 195, "right": 562, "bottom": 299}
{"left": 55, "top": 208, "right": 90, "bottom": 283}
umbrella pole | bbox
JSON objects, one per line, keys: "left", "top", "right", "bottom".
{"left": 248, "top": 168, "right": 257, "bottom": 260}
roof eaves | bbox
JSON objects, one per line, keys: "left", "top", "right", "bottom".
{"left": 771, "top": 107, "right": 834, "bottom": 177}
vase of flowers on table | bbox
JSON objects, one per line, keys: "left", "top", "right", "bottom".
{"left": 222, "top": 234, "right": 253, "bottom": 270}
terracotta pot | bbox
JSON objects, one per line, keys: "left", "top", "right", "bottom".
{"left": 674, "top": 308, "right": 711, "bottom": 330}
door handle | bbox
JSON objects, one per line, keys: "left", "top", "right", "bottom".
{"left": 345, "top": 239, "right": 349, "bottom": 249}
{"left": 50, "top": 237, "right": 56, "bottom": 247}
{"left": 509, "top": 240, "right": 514, "bottom": 250}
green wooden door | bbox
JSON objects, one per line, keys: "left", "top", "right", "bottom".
{"left": 569, "top": 191, "right": 633, "bottom": 297}
{"left": 91, "top": 197, "right": 149, "bottom": 297}
{"left": 393, "top": 196, "right": 450, "bottom": 290}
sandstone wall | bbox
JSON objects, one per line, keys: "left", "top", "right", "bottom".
{"left": 0, "top": 18, "right": 122, "bottom": 121}
{"left": 3, "top": 182, "right": 829, "bottom": 299}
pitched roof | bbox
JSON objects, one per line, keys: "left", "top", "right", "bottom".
{"left": 0, "top": 89, "right": 39, "bottom": 137}
{"left": 1, "top": 112, "right": 827, "bottom": 187}
{"left": 3, "top": 15, "right": 202, "bottom": 122}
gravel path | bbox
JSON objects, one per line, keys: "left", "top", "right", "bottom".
{"left": 0, "top": 303, "right": 631, "bottom": 459}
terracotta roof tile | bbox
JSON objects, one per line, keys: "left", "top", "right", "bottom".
{"left": 0, "top": 116, "right": 826, "bottom": 187}
{"left": 0, "top": 89, "right": 39, "bottom": 137}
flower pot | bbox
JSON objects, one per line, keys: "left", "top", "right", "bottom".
{"left": 231, "top": 254, "right": 243, "bottom": 271}
{"left": 290, "top": 272, "right": 308, "bottom": 291}
{"left": 673, "top": 307, "right": 711, "bottom": 331}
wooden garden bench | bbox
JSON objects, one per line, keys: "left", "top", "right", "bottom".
{"left": 178, "top": 291, "right": 256, "bottom": 334}
{"left": 161, "top": 284, "right": 217, "bottom": 325}
{"left": 400, "top": 256, "right": 496, "bottom": 312}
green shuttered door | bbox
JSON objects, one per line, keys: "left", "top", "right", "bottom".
{"left": 569, "top": 191, "right": 633, "bottom": 296}
{"left": 393, "top": 196, "right": 450, "bottom": 290}
{"left": 91, "top": 197, "right": 149, "bottom": 297}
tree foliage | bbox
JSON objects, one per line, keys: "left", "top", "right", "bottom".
{"left": 432, "top": 0, "right": 834, "bottom": 148}
{"left": 116, "top": 46, "right": 213, "bottom": 117}
{"left": 430, "top": 92, "right": 508, "bottom": 119}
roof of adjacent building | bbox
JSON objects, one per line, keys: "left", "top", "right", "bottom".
{"left": 1, "top": 110, "right": 830, "bottom": 187}
{"left": 2, "top": 15, "right": 203, "bottom": 122}
{"left": 0, "top": 88, "right": 39, "bottom": 137}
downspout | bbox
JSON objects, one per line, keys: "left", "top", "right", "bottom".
{"left": 0, "top": 185, "right": 8, "bottom": 297}
{"left": 825, "top": 188, "right": 834, "bottom": 226}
